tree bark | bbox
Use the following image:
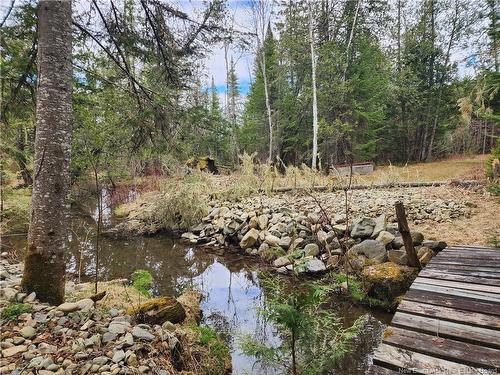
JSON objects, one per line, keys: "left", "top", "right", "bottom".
{"left": 22, "top": 0, "right": 73, "bottom": 305}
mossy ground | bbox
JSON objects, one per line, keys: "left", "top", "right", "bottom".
{"left": 130, "top": 269, "right": 153, "bottom": 296}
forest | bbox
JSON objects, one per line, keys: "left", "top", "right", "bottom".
{"left": 0, "top": 0, "right": 499, "bottom": 375}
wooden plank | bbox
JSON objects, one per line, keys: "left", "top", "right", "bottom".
{"left": 367, "top": 364, "right": 402, "bottom": 375}
{"left": 424, "top": 268, "right": 500, "bottom": 280}
{"left": 435, "top": 254, "right": 500, "bottom": 261}
{"left": 424, "top": 265, "right": 500, "bottom": 278}
{"left": 428, "top": 260, "right": 500, "bottom": 268}
{"left": 410, "top": 282, "right": 500, "bottom": 303}
{"left": 404, "top": 289, "right": 500, "bottom": 316}
{"left": 419, "top": 269, "right": 500, "bottom": 286}
{"left": 414, "top": 277, "right": 500, "bottom": 294}
{"left": 391, "top": 312, "right": 500, "bottom": 349}
{"left": 373, "top": 343, "right": 487, "bottom": 374}
{"left": 382, "top": 326, "right": 500, "bottom": 368}
{"left": 397, "top": 300, "right": 500, "bottom": 329}
{"left": 447, "top": 245, "right": 498, "bottom": 250}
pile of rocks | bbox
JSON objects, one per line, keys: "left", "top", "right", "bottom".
{"left": 182, "top": 200, "right": 447, "bottom": 278}
{"left": 0, "top": 259, "right": 224, "bottom": 375}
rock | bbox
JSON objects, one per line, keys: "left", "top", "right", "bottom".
{"left": 417, "top": 247, "right": 435, "bottom": 265}
{"left": 411, "top": 231, "right": 424, "bottom": 245}
{"left": 92, "top": 356, "right": 109, "bottom": 366}
{"left": 422, "top": 240, "right": 447, "bottom": 252}
{"left": 1, "top": 287, "right": 17, "bottom": 301}
{"left": 362, "top": 263, "right": 418, "bottom": 302}
{"left": 258, "top": 242, "right": 269, "bottom": 253}
{"left": 16, "top": 292, "right": 27, "bottom": 302}
{"left": 348, "top": 240, "right": 387, "bottom": 263}
{"left": 38, "top": 343, "right": 57, "bottom": 354}
{"left": 376, "top": 231, "right": 395, "bottom": 246}
{"left": 40, "top": 357, "right": 54, "bottom": 369}
{"left": 181, "top": 232, "right": 198, "bottom": 242}
{"left": 127, "top": 353, "right": 138, "bottom": 366}
{"left": 127, "top": 297, "right": 186, "bottom": 325}
{"left": 2, "top": 345, "right": 27, "bottom": 357}
{"left": 326, "top": 255, "right": 341, "bottom": 268}
{"left": 303, "top": 243, "right": 320, "bottom": 257}
{"left": 392, "top": 237, "right": 404, "bottom": 249}
{"left": 278, "top": 236, "right": 292, "bottom": 249}
{"left": 80, "top": 319, "right": 94, "bottom": 331}
{"left": 258, "top": 214, "right": 269, "bottom": 230}
{"left": 112, "top": 349, "right": 126, "bottom": 363}
{"left": 132, "top": 326, "right": 155, "bottom": 341}
{"left": 24, "top": 292, "right": 36, "bottom": 303}
{"left": 20, "top": 326, "right": 36, "bottom": 339}
{"left": 77, "top": 298, "right": 94, "bottom": 312}
{"left": 273, "top": 256, "right": 292, "bottom": 268}
{"left": 351, "top": 218, "right": 376, "bottom": 239}
{"left": 240, "top": 228, "right": 259, "bottom": 249}
{"left": 107, "top": 322, "right": 130, "bottom": 335}
{"left": 388, "top": 249, "right": 408, "bottom": 266}
{"left": 289, "top": 238, "right": 304, "bottom": 252}
{"left": 102, "top": 332, "right": 117, "bottom": 344}
{"left": 57, "top": 302, "right": 79, "bottom": 313}
{"left": 264, "top": 234, "right": 281, "bottom": 247}
{"left": 296, "top": 258, "right": 326, "bottom": 274}
{"left": 371, "top": 214, "right": 387, "bottom": 239}
{"left": 248, "top": 216, "right": 259, "bottom": 229}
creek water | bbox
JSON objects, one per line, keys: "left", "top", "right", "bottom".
{"left": 7, "top": 189, "right": 392, "bottom": 374}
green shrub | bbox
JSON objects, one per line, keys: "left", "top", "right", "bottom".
{"left": 486, "top": 143, "right": 500, "bottom": 179}
{"left": 1, "top": 303, "right": 33, "bottom": 320}
{"left": 130, "top": 269, "right": 153, "bottom": 297}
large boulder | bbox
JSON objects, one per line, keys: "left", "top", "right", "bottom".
{"left": 371, "top": 214, "right": 387, "bottom": 239}
{"left": 411, "top": 232, "right": 424, "bottom": 246}
{"left": 304, "top": 243, "right": 320, "bottom": 257}
{"left": 388, "top": 249, "right": 408, "bottom": 265}
{"left": 351, "top": 218, "right": 376, "bottom": 239}
{"left": 417, "top": 247, "right": 435, "bottom": 265}
{"left": 348, "top": 240, "right": 387, "bottom": 263}
{"left": 376, "top": 231, "right": 395, "bottom": 246}
{"left": 127, "top": 296, "right": 186, "bottom": 325}
{"left": 240, "top": 228, "right": 259, "bottom": 249}
{"left": 422, "top": 240, "right": 447, "bottom": 252}
{"left": 295, "top": 257, "right": 326, "bottom": 274}
{"left": 362, "top": 263, "right": 418, "bottom": 302}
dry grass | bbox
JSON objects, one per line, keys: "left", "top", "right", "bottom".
{"left": 67, "top": 280, "right": 150, "bottom": 311}
{"left": 417, "top": 187, "right": 499, "bottom": 246}
{"left": 357, "top": 155, "right": 488, "bottom": 185}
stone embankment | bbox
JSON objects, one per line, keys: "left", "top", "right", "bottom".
{"left": 0, "top": 259, "right": 230, "bottom": 375}
{"left": 181, "top": 195, "right": 450, "bottom": 302}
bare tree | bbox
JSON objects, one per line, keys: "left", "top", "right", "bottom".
{"left": 309, "top": 1, "right": 319, "bottom": 170}
{"left": 22, "top": 0, "right": 73, "bottom": 305}
{"left": 250, "top": 0, "right": 274, "bottom": 163}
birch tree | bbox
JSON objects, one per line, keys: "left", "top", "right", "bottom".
{"left": 21, "top": 0, "right": 73, "bottom": 305}
{"left": 309, "top": 1, "right": 319, "bottom": 170}
{"left": 250, "top": 0, "right": 274, "bottom": 163}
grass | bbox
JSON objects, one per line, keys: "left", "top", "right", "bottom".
{"left": 331, "top": 273, "right": 366, "bottom": 302}
{"left": 1, "top": 303, "right": 33, "bottom": 320}
{"left": 192, "top": 325, "right": 231, "bottom": 375}
{"left": 130, "top": 269, "right": 153, "bottom": 297}
{"left": 67, "top": 280, "right": 150, "bottom": 311}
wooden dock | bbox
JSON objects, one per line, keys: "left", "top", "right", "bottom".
{"left": 369, "top": 245, "right": 500, "bottom": 374}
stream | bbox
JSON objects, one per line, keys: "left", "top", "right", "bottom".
{"left": 6, "top": 188, "right": 392, "bottom": 374}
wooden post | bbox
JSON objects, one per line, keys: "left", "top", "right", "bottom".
{"left": 395, "top": 201, "right": 422, "bottom": 270}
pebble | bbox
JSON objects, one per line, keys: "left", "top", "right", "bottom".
{"left": 20, "top": 326, "right": 36, "bottom": 339}
{"left": 2, "top": 345, "right": 27, "bottom": 357}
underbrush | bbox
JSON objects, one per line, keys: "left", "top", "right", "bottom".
{"left": 1, "top": 187, "right": 31, "bottom": 235}
{"left": 1, "top": 303, "right": 33, "bottom": 320}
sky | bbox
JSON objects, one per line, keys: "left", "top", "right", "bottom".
{"left": 176, "top": 0, "right": 258, "bottom": 99}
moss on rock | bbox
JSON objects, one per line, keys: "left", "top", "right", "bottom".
{"left": 362, "top": 262, "right": 418, "bottom": 304}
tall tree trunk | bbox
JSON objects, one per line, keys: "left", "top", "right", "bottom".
{"left": 22, "top": 0, "right": 73, "bottom": 305}
{"left": 309, "top": 2, "right": 319, "bottom": 170}
{"left": 261, "top": 58, "right": 273, "bottom": 163}
{"left": 426, "top": 0, "right": 459, "bottom": 160}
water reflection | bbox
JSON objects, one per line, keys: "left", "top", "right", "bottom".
{"left": 7, "top": 195, "right": 391, "bottom": 374}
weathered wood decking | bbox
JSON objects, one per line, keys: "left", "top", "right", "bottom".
{"left": 369, "top": 245, "right": 500, "bottom": 374}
